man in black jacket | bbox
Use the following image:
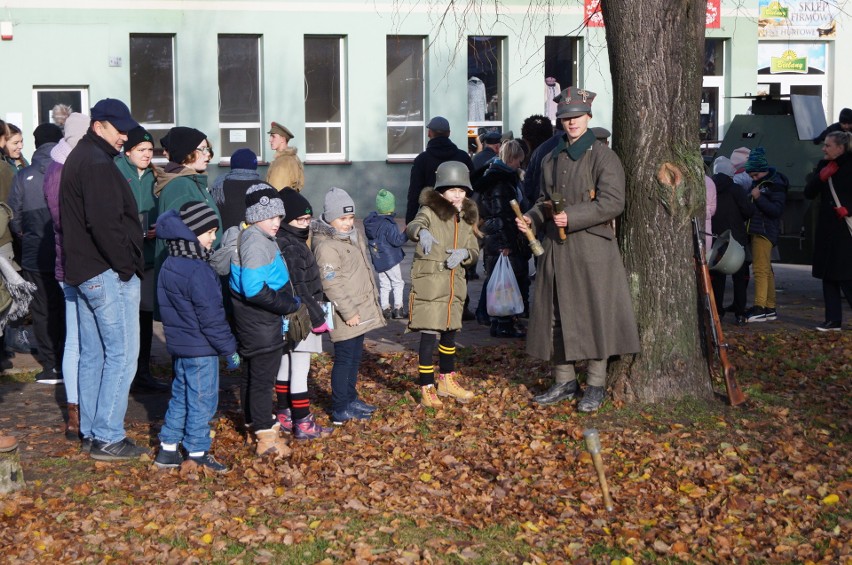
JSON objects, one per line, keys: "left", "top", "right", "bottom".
{"left": 405, "top": 116, "right": 473, "bottom": 224}
{"left": 59, "top": 98, "right": 146, "bottom": 461}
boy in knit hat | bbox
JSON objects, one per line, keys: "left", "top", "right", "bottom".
{"left": 743, "top": 146, "right": 788, "bottom": 323}
{"left": 312, "top": 187, "right": 386, "bottom": 425}
{"left": 225, "top": 182, "right": 308, "bottom": 457}
{"left": 363, "top": 189, "right": 409, "bottom": 319}
{"left": 154, "top": 201, "right": 239, "bottom": 473}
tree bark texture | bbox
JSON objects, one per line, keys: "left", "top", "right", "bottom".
{"left": 0, "top": 449, "right": 25, "bottom": 493}
{"left": 602, "top": 0, "right": 714, "bottom": 403}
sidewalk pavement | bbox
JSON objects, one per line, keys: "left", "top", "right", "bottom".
{"left": 0, "top": 229, "right": 839, "bottom": 449}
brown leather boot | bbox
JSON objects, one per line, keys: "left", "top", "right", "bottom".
{"left": 65, "top": 403, "right": 80, "bottom": 441}
{"left": 254, "top": 425, "right": 291, "bottom": 458}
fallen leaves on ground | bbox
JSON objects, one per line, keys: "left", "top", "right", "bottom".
{"left": 0, "top": 329, "right": 849, "bottom": 563}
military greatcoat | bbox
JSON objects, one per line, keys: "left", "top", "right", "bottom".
{"left": 527, "top": 129, "right": 640, "bottom": 362}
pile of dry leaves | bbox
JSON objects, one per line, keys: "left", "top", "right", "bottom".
{"left": 1, "top": 328, "right": 849, "bottom": 563}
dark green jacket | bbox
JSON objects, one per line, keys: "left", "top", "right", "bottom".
{"left": 115, "top": 154, "right": 158, "bottom": 269}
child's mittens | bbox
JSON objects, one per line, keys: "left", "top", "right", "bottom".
{"left": 418, "top": 229, "right": 436, "bottom": 255}
{"left": 445, "top": 248, "right": 470, "bottom": 269}
{"left": 224, "top": 352, "right": 241, "bottom": 370}
{"left": 312, "top": 321, "right": 330, "bottom": 334}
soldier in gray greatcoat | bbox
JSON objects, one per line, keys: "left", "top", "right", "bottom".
{"left": 516, "top": 87, "right": 640, "bottom": 412}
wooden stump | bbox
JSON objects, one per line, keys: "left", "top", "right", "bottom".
{"left": 0, "top": 448, "right": 25, "bottom": 493}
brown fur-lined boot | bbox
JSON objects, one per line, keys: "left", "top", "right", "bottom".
{"left": 65, "top": 403, "right": 80, "bottom": 441}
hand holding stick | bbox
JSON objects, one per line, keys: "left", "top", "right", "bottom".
{"left": 551, "top": 193, "right": 567, "bottom": 243}
{"left": 509, "top": 199, "right": 544, "bottom": 257}
{"left": 583, "top": 428, "right": 614, "bottom": 512}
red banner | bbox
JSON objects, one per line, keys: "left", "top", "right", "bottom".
{"left": 584, "top": 0, "right": 604, "bottom": 28}
{"left": 584, "top": 0, "right": 720, "bottom": 29}
{"left": 706, "top": 0, "right": 721, "bottom": 28}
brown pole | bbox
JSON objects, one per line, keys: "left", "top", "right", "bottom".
{"left": 509, "top": 199, "right": 544, "bottom": 257}
{"left": 583, "top": 428, "right": 614, "bottom": 512}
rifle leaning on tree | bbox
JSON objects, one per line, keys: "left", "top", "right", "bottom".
{"left": 692, "top": 217, "right": 747, "bottom": 406}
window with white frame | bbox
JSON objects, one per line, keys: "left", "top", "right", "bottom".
{"left": 218, "top": 35, "right": 263, "bottom": 161}
{"left": 304, "top": 36, "right": 347, "bottom": 161}
{"left": 32, "top": 87, "right": 88, "bottom": 128}
{"left": 467, "top": 36, "right": 504, "bottom": 137}
{"left": 387, "top": 36, "right": 426, "bottom": 159}
{"left": 543, "top": 36, "right": 579, "bottom": 119}
{"left": 701, "top": 38, "right": 726, "bottom": 144}
{"left": 129, "top": 34, "right": 175, "bottom": 154}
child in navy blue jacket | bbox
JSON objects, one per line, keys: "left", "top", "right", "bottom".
{"left": 154, "top": 201, "right": 239, "bottom": 473}
{"left": 363, "top": 189, "right": 409, "bottom": 319}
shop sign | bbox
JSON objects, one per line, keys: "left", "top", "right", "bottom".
{"left": 770, "top": 50, "right": 807, "bottom": 74}
{"left": 758, "top": 42, "right": 826, "bottom": 74}
{"left": 758, "top": 0, "right": 837, "bottom": 39}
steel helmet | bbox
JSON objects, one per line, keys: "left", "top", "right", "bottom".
{"left": 434, "top": 161, "right": 472, "bottom": 194}
{"left": 707, "top": 230, "right": 745, "bottom": 275}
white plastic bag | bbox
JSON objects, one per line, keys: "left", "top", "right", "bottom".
{"left": 486, "top": 255, "right": 524, "bottom": 317}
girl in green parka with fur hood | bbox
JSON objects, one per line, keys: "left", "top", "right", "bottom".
{"left": 406, "top": 161, "right": 480, "bottom": 409}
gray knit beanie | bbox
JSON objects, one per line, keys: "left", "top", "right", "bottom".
{"left": 245, "top": 182, "right": 285, "bottom": 224}
{"left": 179, "top": 201, "right": 219, "bottom": 236}
{"left": 323, "top": 187, "right": 355, "bottom": 223}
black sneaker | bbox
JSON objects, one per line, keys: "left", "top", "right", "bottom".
{"left": 154, "top": 448, "right": 184, "bottom": 469}
{"left": 764, "top": 308, "right": 777, "bottom": 321}
{"left": 349, "top": 398, "right": 377, "bottom": 415}
{"left": 816, "top": 320, "right": 842, "bottom": 332}
{"left": 188, "top": 452, "right": 230, "bottom": 474}
{"left": 330, "top": 408, "right": 370, "bottom": 426}
{"left": 578, "top": 386, "right": 606, "bottom": 413}
{"left": 35, "top": 368, "right": 63, "bottom": 385}
{"left": 745, "top": 306, "right": 767, "bottom": 323}
{"left": 90, "top": 437, "right": 148, "bottom": 461}
{"left": 81, "top": 437, "right": 92, "bottom": 453}
{"left": 391, "top": 307, "right": 406, "bottom": 319}
{"left": 382, "top": 308, "right": 392, "bottom": 319}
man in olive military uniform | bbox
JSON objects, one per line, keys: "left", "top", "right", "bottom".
{"left": 516, "top": 87, "right": 640, "bottom": 412}
{"left": 266, "top": 122, "right": 304, "bottom": 192}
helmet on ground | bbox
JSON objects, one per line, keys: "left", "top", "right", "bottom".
{"left": 707, "top": 230, "right": 745, "bottom": 275}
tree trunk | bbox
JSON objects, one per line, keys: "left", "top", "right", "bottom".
{"left": 602, "top": 0, "right": 714, "bottom": 403}
{"left": 0, "top": 448, "right": 25, "bottom": 493}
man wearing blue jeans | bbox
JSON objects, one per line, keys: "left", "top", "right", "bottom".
{"left": 59, "top": 99, "right": 146, "bottom": 460}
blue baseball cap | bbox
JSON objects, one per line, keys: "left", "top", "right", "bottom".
{"left": 90, "top": 98, "right": 139, "bottom": 132}
{"left": 427, "top": 116, "right": 450, "bottom": 132}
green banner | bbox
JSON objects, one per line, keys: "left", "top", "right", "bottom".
{"left": 770, "top": 50, "right": 807, "bottom": 74}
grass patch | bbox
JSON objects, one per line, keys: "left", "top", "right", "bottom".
{"left": 0, "top": 370, "right": 38, "bottom": 385}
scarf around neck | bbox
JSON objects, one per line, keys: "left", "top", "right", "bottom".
{"left": 167, "top": 239, "right": 211, "bottom": 262}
